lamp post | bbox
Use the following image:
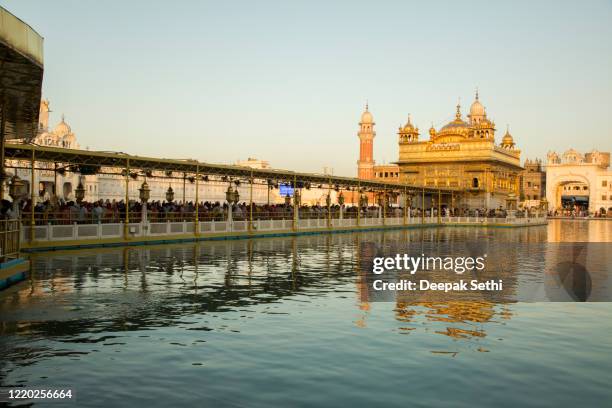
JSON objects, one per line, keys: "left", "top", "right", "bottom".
{"left": 139, "top": 180, "right": 150, "bottom": 227}
{"left": 325, "top": 193, "right": 331, "bottom": 227}
{"left": 8, "top": 175, "right": 27, "bottom": 218}
{"left": 338, "top": 191, "right": 344, "bottom": 220}
{"left": 75, "top": 181, "right": 85, "bottom": 205}
{"left": 226, "top": 184, "right": 235, "bottom": 228}
{"left": 294, "top": 188, "right": 301, "bottom": 223}
{"left": 165, "top": 186, "right": 174, "bottom": 203}
{"left": 432, "top": 196, "right": 437, "bottom": 222}
{"left": 294, "top": 189, "right": 301, "bottom": 206}
{"left": 405, "top": 192, "right": 412, "bottom": 225}
{"left": 359, "top": 193, "right": 368, "bottom": 209}
{"left": 233, "top": 186, "right": 240, "bottom": 205}
{"left": 538, "top": 198, "right": 548, "bottom": 219}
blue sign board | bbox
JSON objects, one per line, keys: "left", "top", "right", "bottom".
{"left": 279, "top": 184, "right": 294, "bottom": 197}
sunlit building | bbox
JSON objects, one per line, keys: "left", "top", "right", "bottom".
{"left": 546, "top": 149, "right": 612, "bottom": 215}
{"left": 356, "top": 92, "right": 523, "bottom": 210}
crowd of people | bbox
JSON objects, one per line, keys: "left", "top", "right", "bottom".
{"left": 4, "top": 198, "right": 390, "bottom": 225}
{"left": 0, "top": 197, "right": 550, "bottom": 225}
{"left": 551, "top": 206, "right": 611, "bottom": 218}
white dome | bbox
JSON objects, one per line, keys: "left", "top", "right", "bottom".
{"left": 360, "top": 109, "right": 373, "bottom": 124}
{"left": 470, "top": 99, "right": 485, "bottom": 117}
{"left": 54, "top": 115, "right": 71, "bottom": 136}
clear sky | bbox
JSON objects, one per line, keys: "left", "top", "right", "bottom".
{"left": 3, "top": 0, "right": 611, "bottom": 176}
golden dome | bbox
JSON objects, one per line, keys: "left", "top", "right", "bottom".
{"left": 429, "top": 124, "right": 436, "bottom": 137}
{"left": 501, "top": 126, "right": 515, "bottom": 147}
{"left": 54, "top": 114, "right": 71, "bottom": 136}
{"left": 432, "top": 103, "right": 470, "bottom": 143}
{"left": 402, "top": 114, "right": 416, "bottom": 132}
{"left": 439, "top": 104, "right": 468, "bottom": 134}
{"left": 360, "top": 103, "right": 373, "bottom": 124}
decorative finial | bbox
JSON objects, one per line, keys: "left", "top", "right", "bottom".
{"left": 407, "top": 113, "right": 412, "bottom": 124}
{"left": 475, "top": 87, "right": 479, "bottom": 101}
{"left": 506, "top": 124, "right": 510, "bottom": 134}
{"left": 455, "top": 98, "right": 461, "bottom": 119}
{"left": 61, "top": 113, "right": 65, "bottom": 122}
{"left": 365, "top": 100, "right": 369, "bottom": 111}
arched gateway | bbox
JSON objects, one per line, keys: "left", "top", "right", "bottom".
{"left": 546, "top": 149, "right": 612, "bottom": 215}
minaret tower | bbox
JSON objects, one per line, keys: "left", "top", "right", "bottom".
{"left": 357, "top": 103, "right": 376, "bottom": 179}
{"left": 39, "top": 99, "right": 50, "bottom": 131}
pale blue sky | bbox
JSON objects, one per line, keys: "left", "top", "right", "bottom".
{"left": 3, "top": 0, "right": 611, "bottom": 176}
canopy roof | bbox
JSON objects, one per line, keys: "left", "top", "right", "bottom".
{"left": 0, "top": 6, "right": 44, "bottom": 140}
{"left": 5, "top": 143, "right": 457, "bottom": 193}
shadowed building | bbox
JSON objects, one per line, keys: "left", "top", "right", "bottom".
{"left": 0, "top": 6, "right": 44, "bottom": 191}
{"left": 520, "top": 159, "right": 546, "bottom": 209}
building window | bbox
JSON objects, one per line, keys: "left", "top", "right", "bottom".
{"left": 603, "top": 180, "right": 608, "bottom": 187}
{"left": 603, "top": 195, "right": 607, "bottom": 201}
{"left": 472, "top": 178, "right": 479, "bottom": 188}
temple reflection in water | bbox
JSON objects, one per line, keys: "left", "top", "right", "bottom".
{"left": 1, "top": 220, "right": 609, "bottom": 354}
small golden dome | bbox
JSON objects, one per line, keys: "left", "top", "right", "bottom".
{"left": 403, "top": 114, "right": 416, "bottom": 132}
{"left": 502, "top": 126, "right": 514, "bottom": 147}
{"left": 429, "top": 124, "right": 436, "bottom": 137}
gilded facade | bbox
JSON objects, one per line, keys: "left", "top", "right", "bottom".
{"left": 356, "top": 93, "right": 523, "bottom": 210}
{"left": 395, "top": 93, "right": 522, "bottom": 210}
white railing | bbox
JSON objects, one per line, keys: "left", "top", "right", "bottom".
{"left": 21, "top": 216, "right": 547, "bottom": 243}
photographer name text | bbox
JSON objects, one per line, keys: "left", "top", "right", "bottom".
{"left": 372, "top": 279, "right": 503, "bottom": 292}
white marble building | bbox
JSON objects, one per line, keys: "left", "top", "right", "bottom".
{"left": 546, "top": 149, "right": 612, "bottom": 214}
{"left": 7, "top": 101, "right": 287, "bottom": 205}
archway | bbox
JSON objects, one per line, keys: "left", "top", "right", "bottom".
{"left": 549, "top": 174, "right": 591, "bottom": 215}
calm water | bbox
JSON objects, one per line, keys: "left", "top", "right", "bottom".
{"left": 1, "top": 220, "right": 611, "bottom": 407}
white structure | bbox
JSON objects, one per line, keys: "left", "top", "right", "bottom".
{"left": 7, "top": 100, "right": 287, "bottom": 205}
{"left": 546, "top": 149, "right": 612, "bottom": 214}
{"left": 6, "top": 100, "right": 82, "bottom": 201}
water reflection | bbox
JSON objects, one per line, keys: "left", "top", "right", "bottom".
{"left": 1, "top": 226, "right": 545, "bottom": 338}
{"left": 0, "top": 220, "right": 610, "bottom": 406}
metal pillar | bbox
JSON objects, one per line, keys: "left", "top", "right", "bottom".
{"left": 356, "top": 181, "right": 360, "bottom": 227}
{"left": 403, "top": 186, "right": 407, "bottom": 226}
{"left": 0, "top": 102, "right": 5, "bottom": 201}
{"left": 292, "top": 174, "right": 298, "bottom": 231}
{"left": 29, "top": 150, "right": 35, "bottom": 243}
{"left": 327, "top": 177, "right": 331, "bottom": 228}
{"left": 53, "top": 162, "right": 58, "bottom": 198}
{"left": 124, "top": 159, "right": 130, "bottom": 240}
{"left": 438, "top": 189, "right": 441, "bottom": 224}
{"left": 382, "top": 190, "right": 386, "bottom": 226}
{"left": 421, "top": 187, "right": 425, "bottom": 224}
{"left": 249, "top": 170, "right": 254, "bottom": 233}
{"left": 194, "top": 165, "right": 199, "bottom": 236}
